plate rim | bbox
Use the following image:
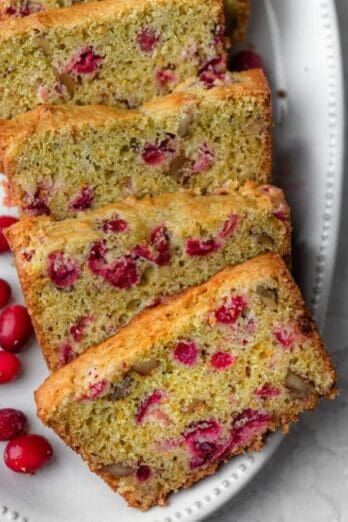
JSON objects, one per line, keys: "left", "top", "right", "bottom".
{"left": 0, "top": 0, "right": 345, "bottom": 521}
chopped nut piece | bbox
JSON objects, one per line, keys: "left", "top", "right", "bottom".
{"left": 103, "top": 462, "right": 134, "bottom": 477}
{"left": 256, "top": 285, "right": 278, "bottom": 310}
{"left": 132, "top": 358, "right": 159, "bottom": 376}
{"left": 107, "top": 376, "right": 132, "bottom": 400}
{"left": 285, "top": 371, "right": 314, "bottom": 398}
{"left": 35, "top": 36, "right": 51, "bottom": 56}
{"left": 58, "top": 74, "right": 76, "bottom": 96}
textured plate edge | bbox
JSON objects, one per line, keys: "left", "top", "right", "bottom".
{"left": 0, "top": 1, "right": 344, "bottom": 521}
{"left": 309, "top": 0, "right": 345, "bottom": 330}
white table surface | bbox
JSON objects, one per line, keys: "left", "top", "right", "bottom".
{"left": 214, "top": 1, "right": 348, "bottom": 521}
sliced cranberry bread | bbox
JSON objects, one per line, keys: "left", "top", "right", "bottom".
{"left": 35, "top": 254, "right": 337, "bottom": 510}
{"left": 0, "top": 0, "right": 248, "bottom": 42}
{"left": 0, "top": 69, "right": 271, "bottom": 220}
{"left": 0, "top": 0, "right": 227, "bottom": 119}
{"left": 5, "top": 183, "right": 290, "bottom": 370}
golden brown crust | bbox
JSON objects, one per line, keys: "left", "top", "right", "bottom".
{"left": 35, "top": 253, "right": 336, "bottom": 417}
{"left": 0, "top": 0, "right": 224, "bottom": 39}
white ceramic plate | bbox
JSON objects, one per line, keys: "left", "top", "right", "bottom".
{"left": 0, "top": 1, "right": 344, "bottom": 521}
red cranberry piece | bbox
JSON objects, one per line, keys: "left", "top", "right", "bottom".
{"left": 88, "top": 242, "right": 140, "bottom": 289}
{"left": 199, "top": 55, "right": 227, "bottom": 88}
{"left": 219, "top": 214, "right": 238, "bottom": 239}
{"left": 136, "top": 27, "right": 160, "bottom": 52}
{"left": 141, "top": 144, "right": 165, "bottom": 166}
{"left": 0, "top": 409, "right": 27, "bottom": 440}
{"left": 134, "top": 225, "right": 171, "bottom": 266}
{"left": 5, "top": 6, "right": 17, "bottom": 15}
{"left": 173, "top": 340, "right": 198, "bottom": 366}
{"left": 67, "top": 46, "right": 104, "bottom": 75}
{"left": 23, "top": 189, "right": 50, "bottom": 216}
{"left": 0, "top": 216, "right": 18, "bottom": 253}
{"left": 230, "top": 50, "right": 264, "bottom": 72}
{"left": 83, "top": 379, "right": 109, "bottom": 400}
{"left": 273, "top": 325, "right": 295, "bottom": 349}
{"left": 210, "top": 351, "right": 235, "bottom": 370}
{"left": 58, "top": 343, "right": 75, "bottom": 367}
{"left": 186, "top": 237, "right": 221, "bottom": 257}
{"left": 106, "top": 256, "right": 139, "bottom": 289}
{"left": 0, "top": 279, "right": 11, "bottom": 308}
{"left": 136, "top": 389, "right": 164, "bottom": 424}
{"left": 183, "top": 419, "right": 222, "bottom": 468}
{"left": 47, "top": 251, "right": 81, "bottom": 289}
{"left": 150, "top": 225, "right": 171, "bottom": 266}
{"left": 230, "top": 408, "right": 270, "bottom": 448}
{"left": 69, "top": 315, "right": 91, "bottom": 342}
{"left": 70, "top": 186, "right": 94, "bottom": 211}
{"left": 215, "top": 295, "right": 247, "bottom": 324}
{"left": 4, "top": 434, "right": 53, "bottom": 473}
{"left": 136, "top": 464, "right": 151, "bottom": 482}
{"left": 192, "top": 143, "right": 215, "bottom": 173}
{"left": 0, "top": 305, "right": 33, "bottom": 353}
{"left": 255, "top": 384, "right": 281, "bottom": 398}
{"left": 273, "top": 207, "right": 287, "bottom": 221}
{"left": 100, "top": 215, "right": 128, "bottom": 233}
{"left": 156, "top": 68, "right": 176, "bottom": 90}
{"left": 0, "top": 351, "right": 21, "bottom": 383}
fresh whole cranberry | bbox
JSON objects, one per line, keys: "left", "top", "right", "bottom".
{"left": 230, "top": 50, "right": 264, "bottom": 72}
{"left": 0, "top": 305, "right": 33, "bottom": 353}
{"left": 0, "top": 279, "right": 11, "bottom": 308}
{"left": 0, "top": 351, "right": 21, "bottom": 383}
{"left": 173, "top": 340, "right": 198, "bottom": 366}
{"left": 0, "top": 409, "right": 27, "bottom": 440}
{"left": 186, "top": 237, "right": 221, "bottom": 256}
{"left": 4, "top": 434, "right": 53, "bottom": 473}
{"left": 47, "top": 250, "right": 81, "bottom": 289}
{"left": 0, "top": 216, "right": 18, "bottom": 253}
{"left": 136, "top": 27, "right": 160, "bottom": 52}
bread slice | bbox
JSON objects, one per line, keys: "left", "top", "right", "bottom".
{"left": 0, "top": 0, "right": 248, "bottom": 42}
{"left": 5, "top": 183, "right": 290, "bottom": 370}
{"left": 0, "top": 69, "right": 271, "bottom": 220}
{"left": 35, "top": 253, "right": 337, "bottom": 510}
{"left": 0, "top": 0, "right": 230, "bottom": 120}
